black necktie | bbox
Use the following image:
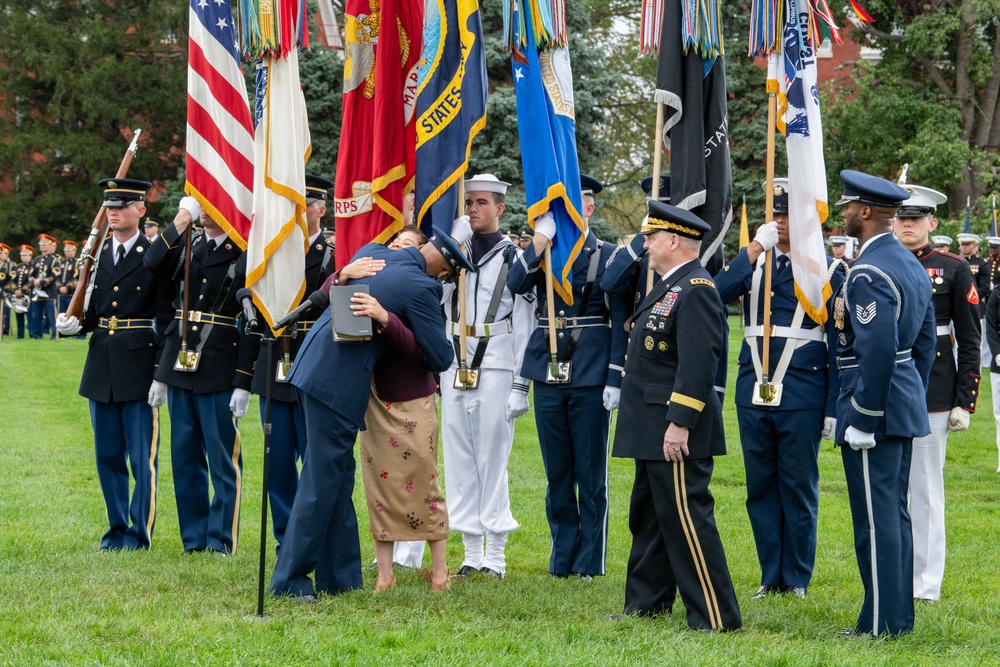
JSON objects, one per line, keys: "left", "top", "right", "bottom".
{"left": 207, "top": 239, "right": 217, "bottom": 253}
{"left": 116, "top": 245, "right": 126, "bottom": 266}
{"left": 777, "top": 255, "right": 789, "bottom": 273}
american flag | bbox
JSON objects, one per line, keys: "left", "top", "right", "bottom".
{"left": 186, "top": 0, "right": 254, "bottom": 246}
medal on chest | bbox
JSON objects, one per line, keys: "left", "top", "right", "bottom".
{"left": 834, "top": 296, "right": 845, "bottom": 330}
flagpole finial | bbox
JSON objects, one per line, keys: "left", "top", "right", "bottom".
{"left": 897, "top": 164, "right": 908, "bottom": 186}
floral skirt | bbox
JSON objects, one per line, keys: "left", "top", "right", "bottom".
{"left": 359, "top": 382, "right": 449, "bottom": 542}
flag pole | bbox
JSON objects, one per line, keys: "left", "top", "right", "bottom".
{"left": 544, "top": 244, "right": 561, "bottom": 378}
{"left": 759, "top": 66, "right": 778, "bottom": 403}
{"left": 646, "top": 102, "right": 665, "bottom": 294}
{"left": 456, "top": 179, "right": 473, "bottom": 387}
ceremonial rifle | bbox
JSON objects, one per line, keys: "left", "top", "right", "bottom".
{"left": 67, "top": 129, "right": 142, "bottom": 321}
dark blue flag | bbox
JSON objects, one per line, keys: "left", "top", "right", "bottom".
{"left": 415, "top": 0, "right": 488, "bottom": 235}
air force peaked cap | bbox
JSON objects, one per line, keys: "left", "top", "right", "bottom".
{"left": 580, "top": 174, "right": 603, "bottom": 197}
{"left": 836, "top": 170, "right": 910, "bottom": 208}
{"left": 896, "top": 184, "right": 947, "bottom": 218}
{"left": 430, "top": 225, "right": 477, "bottom": 274}
{"left": 640, "top": 174, "right": 670, "bottom": 202}
{"left": 641, "top": 199, "right": 711, "bottom": 239}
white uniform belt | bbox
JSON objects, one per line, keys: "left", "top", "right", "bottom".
{"left": 936, "top": 324, "right": 951, "bottom": 337}
{"left": 537, "top": 316, "right": 609, "bottom": 330}
{"left": 744, "top": 325, "right": 825, "bottom": 342}
{"left": 446, "top": 318, "right": 514, "bottom": 338}
{"left": 837, "top": 348, "right": 912, "bottom": 370}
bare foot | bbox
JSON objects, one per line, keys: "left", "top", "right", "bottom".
{"left": 430, "top": 573, "right": 450, "bottom": 593}
{"left": 374, "top": 576, "right": 396, "bottom": 593}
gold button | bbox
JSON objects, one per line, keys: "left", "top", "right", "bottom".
{"left": 192, "top": 325, "right": 198, "bottom": 331}
{"left": 621, "top": 371, "right": 626, "bottom": 377}
{"left": 202, "top": 278, "right": 207, "bottom": 283}
{"left": 972, "top": 391, "right": 977, "bottom": 395}
{"left": 198, "top": 294, "right": 204, "bottom": 299}
{"left": 624, "top": 355, "right": 628, "bottom": 361}
{"left": 113, "top": 286, "right": 119, "bottom": 292}
{"left": 112, "top": 301, "right": 117, "bottom": 307}
{"left": 936, "top": 352, "right": 941, "bottom": 357}
{"left": 108, "top": 330, "right": 115, "bottom": 336}
{"left": 136, "top": 286, "right": 141, "bottom": 291}
{"left": 558, "top": 332, "right": 564, "bottom": 339}
{"left": 630, "top": 323, "right": 635, "bottom": 330}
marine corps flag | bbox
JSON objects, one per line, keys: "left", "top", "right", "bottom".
{"left": 414, "top": 0, "right": 488, "bottom": 235}
{"left": 656, "top": 0, "right": 732, "bottom": 272}
{"left": 770, "top": 0, "right": 832, "bottom": 325}
{"left": 334, "top": 0, "right": 423, "bottom": 269}
{"left": 510, "top": 1, "right": 585, "bottom": 305}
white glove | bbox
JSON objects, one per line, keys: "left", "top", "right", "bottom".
{"left": 602, "top": 386, "right": 621, "bottom": 412}
{"left": 753, "top": 221, "right": 779, "bottom": 252}
{"left": 450, "top": 215, "right": 473, "bottom": 244}
{"left": 56, "top": 313, "right": 82, "bottom": 336}
{"left": 178, "top": 195, "right": 204, "bottom": 219}
{"left": 505, "top": 391, "right": 530, "bottom": 421}
{"left": 534, "top": 212, "right": 556, "bottom": 241}
{"left": 845, "top": 425, "right": 876, "bottom": 451}
{"left": 229, "top": 388, "right": 251, "bottom": 419}
{"left": 821, "top": 416, "right": 836, "bottom": 440}
{"left": 147, "top": 380, "right": 168, "bottom": 408}
{"left": 948, "top": 406, "right": 971, "bottom": 432}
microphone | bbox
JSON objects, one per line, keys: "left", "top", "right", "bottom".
{"left": 273, "top": 289, "right": 329, "bottom": 331}
{"left": 235, "top": 288, "right": 258, "bottom": 333}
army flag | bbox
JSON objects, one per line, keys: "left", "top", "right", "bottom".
{"left": 245, "top": 51, "right": 312, "bottom": 330}
{"left": 185, "top": 0, "right": 255, "bottom": 246}
{"left": 414, "top": 0, "right": 488, "bottom": 235}
{"left": 770, "top": 0, "right": 831, "bottom": 325}
{"left": 334, "top": 0, "right": 423, "bottom": 269}
{"left": 656, "top": 0, "right": 732, "bottom": 273}
{"left": 511, "top": 2, "right": 585, "bottom": 305}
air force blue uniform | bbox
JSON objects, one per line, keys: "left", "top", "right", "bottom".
{"left": 714, "top": 247, "right": 845, "bottom": 590}
{"left": 507, "top": 231, "right": 630, "bottom": 577}
{"left": 835, "top": 232, "right": 935, "bottom": 636}
{"left": 269, "top": 243, "right": 454, "bottom": 599}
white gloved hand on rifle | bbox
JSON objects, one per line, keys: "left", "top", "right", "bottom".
{"left": 56, "top": 313, "right": 83, "bottom": 336}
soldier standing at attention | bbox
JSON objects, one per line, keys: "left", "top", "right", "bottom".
{"left": 507, "top": 174, "right": 630, "bottom": 580}
{"left": 612, "top": 199, "right": 741, "bottom": 631}
{"left": 29, "top": 234, "right": 60, "bottom": 339}
{"left": 0, "top": 243, "right": 11, "bottom": 336}
{"left": 143, "top": 217, "right": 161, "bottom": 242}
{"left": 145, "top": 196, "right": 258, "bottom": 556}
{"left": 891, "top": 183, "right": 981, "bottom": 603}
{"left": 250, "top": 175, "right": 336, "bottom": 552}
{"left": 56, "top": 178, "right": 166, "bottom": 550}
{"left": 713, "top": 179, "right": 846, "bottom": 600}
{"left": 833, "top": 170, "right": 936, "bottom": 638}
{"left": 956, "top": 232, "right": 991, "bottom": 366}
{"left": 11, "top": 246, "right": 35, "bottom": 339}
{"left": 57, "top": 240, "right": 80, "bottom": 322}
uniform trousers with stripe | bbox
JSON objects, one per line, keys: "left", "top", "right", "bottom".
{"left": 841, "top": 438, "right": 914, "bottom": 636}
{"left": 908, "top": 411, "right": 949, "bottom": 600}
{"left": 624, "top": 457, "right": 742, "bottom": 631}
{"left": 442, "top": 366, "right": 519, "bottom": 573}
{"left": 167, "top": 386, "right": 242, "bottom": 555}
{"left": 268, "top": 391, "right": 362, "bottom": 598}
{"left": 89, "top": 399, "right": 159, "bottom": 550}
{"left": 259, "top": 396, "right": 306, "bottom": 552}
{"left": 736, "top": 405, "right": 822, "bottom": 589}
{"left": 1, "top": 304, "right": 9, "bottom": 335}
{"left": 533, "top": 382, "right": 610, "bottom": 577}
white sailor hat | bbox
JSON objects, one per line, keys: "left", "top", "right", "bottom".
{"left": 957, "top": 233, "right": 981, "bottom": 245}
{"left": 933, "top": 235, "right": 953, "bottom": 246}
{"left": 896, "top": 184, "right": 947, "bottom": 217}
{"left": 829, "top": 235, "right": 849, "bottom": 246}
{"left": 463, "top": 173, "right": 510, "bottom": 195}
{"left": 987, "top": 236, "right": 1000, "bottom": 247}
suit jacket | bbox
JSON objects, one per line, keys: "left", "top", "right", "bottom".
{"left": 286, "top": 243, "right": 453, "bottom": 429}
{"left": 144, "top": 225, "right": 258, "bottom": 393}
{"left": 507, "top": 231, "right": 630, "bottom": 389}
{"left": 714, "top": 247, "right": 845, "bottom": 415}
{"left": 79, "top": 235, "right": 164, "bottom": 404}
{"left": 834, "top": 233, "right": 936, "bottom": 441}
{"left": 612, "top": 259, "right": 726, "bottom": 461}
{"left": 251, "top": 233, "right": 335, "bottom": 402}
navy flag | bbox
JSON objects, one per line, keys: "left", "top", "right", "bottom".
{"left": 415, "top": 0, "right": 488, "bottom": 235}
{"left": 656, "top": 0, "right": 733, "bottom": 272}
{"left": 511, "top": 3, "right": 585, "bottom": 304}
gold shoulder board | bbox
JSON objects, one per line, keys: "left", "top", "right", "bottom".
{"left": 689, "top": 277, "right": 716, "bottom": 289}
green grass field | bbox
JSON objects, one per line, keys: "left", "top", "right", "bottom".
{"left": 2, "top": 319, "right": 1000, "bottom": 666}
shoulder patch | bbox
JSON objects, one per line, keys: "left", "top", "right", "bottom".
{"left": 689, "top": 277, "right": 716, "bottom": 289}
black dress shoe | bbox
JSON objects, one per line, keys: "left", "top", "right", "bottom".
{"left": 452, "top": 565, "right": 479, "bottom": 578}
{"left": 550, "top": 572, "right": 569, "bottom": 579}
{"left": 784, "top": 586, "right": 807, "bottom": 599}
{"left": 752, "top": 585, "right": 782, "bottom": 599}
{"left": 837, "top": 627, "right": 870, "bottom": 638}
{"left": 183, "top": 548, "right": 207, "bottom": 555}
{"left": 479, "top": 567, "right": 504, "bottom": 579}
{"left": 294, "top": 593, "right": 317, "bottom": 604}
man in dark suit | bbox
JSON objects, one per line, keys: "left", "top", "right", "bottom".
{"left": 251, "top": 175, "right": 336, "bottom": 551}
{"left": 268, "top": 228, "right": 473, "bottom": 602}
{"left": 833, "top": 170, "right": 936, "bottom": 637}
{"left": 507, "top": 175, "right": 630, "bottom": 580}
{"left": 56, "top": 178, "right": 166, "bottom": 550}
{"left": 144, "top": 196, "right": 259, "bottom": 556}
{"left": 612, "top": 199, "right": 741, "bottom": 632}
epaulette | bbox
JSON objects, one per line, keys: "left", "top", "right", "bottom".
{"left": 324, "top": 237, "right": 336, "bottom": 249}
{"left": 689, "top": 277, "right": 716, "bottom": 289}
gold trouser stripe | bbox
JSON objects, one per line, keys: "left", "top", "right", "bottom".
{"left": 230, "top": 417, "right": 242, "bottom": 556}
{"left": 146, "top": 407, "right": 159, "bottom": 545}
{"left": 673, "top": 461, "right": 721, "bottom": 629}
{"left": 670, "top": 392, "right": 705, "bottom": 412}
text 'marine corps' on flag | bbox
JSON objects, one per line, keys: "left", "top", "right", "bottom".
{"left": 511, "top": 2, "right": 585, "bottom": 305}
{"left": 185, "top": 0, "right": 255, "bottom": 247}
{"left": 246, "top": 50, "right": 312, "bottom": 330}
{"left": 771, "top": 0, "right": 831, "bottom": 325}
{"left": 414, "top": 0, "right": 488, "bottom": 237}
{"left": 656, "top": 0, "right": 732, "bottom": 274}
{"left": 334, "top": 0, "right": 423, "bottom": 269}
